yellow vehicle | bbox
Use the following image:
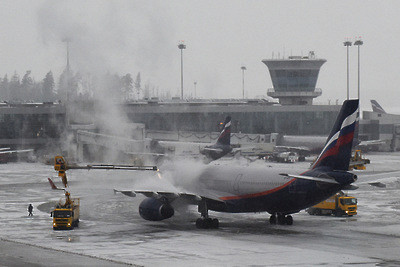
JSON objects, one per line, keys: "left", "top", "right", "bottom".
{"left": 49, "top": 156, "right": 157, "bottom": 230}
{"left": 306, "top": 192, "right": 357, "bottom": 216}
{"left": 51, "top": 192, "right": 80, "bottom": 230}
{"left": 349, "top": 150, "right": 370, "bottom": 170}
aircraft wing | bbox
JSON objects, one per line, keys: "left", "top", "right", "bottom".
{"left": 201, "top": 147, "right": 223, "bottom": 153}
{"left": 274, "top": 146, "right": 311, "bottom": 154}
{"left": 113, "top": 189, "right": 223, "bottom": 205}
{"left": 126, "top": 152, "right": 166, "bottom": 157}
{"left": 280, "top": 173, "right": 339, "bottom": 184}
{"left": 234, "top": 147, "right": 272, "bottom": 157}
{"left": 0, "top": 149, "right": 34, "bottom": 155}
{"left": 115, "top": 173, "right": 340, "bottom": 205}
{"left": 358, "top": 139, "right": 386, "bottom": 147}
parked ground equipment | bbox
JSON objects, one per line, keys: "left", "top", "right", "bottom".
{"left": 51, "top": 192, "right": 80, "bottom": 230}
{"left": 349, "top": 150, "right": 370, "bottom": 170}
{"left": 306, "top": 191, "right": 357, "bottom": 216}
{"left": 48, "top": 156, "right": 158, "bottom": 230}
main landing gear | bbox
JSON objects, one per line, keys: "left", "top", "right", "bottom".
{"left": 196, "top": 200, "right": 219, "bottom": 229}
{"left": 269, "top": 213, "right": 293, "bottom": 225}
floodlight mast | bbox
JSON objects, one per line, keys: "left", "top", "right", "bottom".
{"left": 178, "top": 42, "right": 186, "bottom": 100}
{"left": 241, "top": 66, "right": 247, "bottom": 99}
{"left": 343, "top": 39, "right": 352, "bottom": 100}
{"left": 194, "top": 81, "right": 197, "bottom": 98}
{"left": 354, "top": 38, "right": 363, "bottom": 100}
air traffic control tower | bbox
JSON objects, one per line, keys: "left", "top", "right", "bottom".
{"left": 263, "top": 51, "right": 326, "bottom": 105}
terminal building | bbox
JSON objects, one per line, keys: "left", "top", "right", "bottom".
{"left": 1, "top": 51, "right": 399, "bottom": 155}
{"left": 123, "top": 99, "right": 340, "bottom": 135}
{"left": 123, "top": 51, "right": 339, "bottom": 136}
{"left": 0, "top": 102, "right": 66, "bottom": 149}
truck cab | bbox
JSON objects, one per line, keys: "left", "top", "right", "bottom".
{"left": 51, "top": 198, "right": 80, "bottom": 230}
{"left": 337, "top": 196, "right": 357, "bottom": 216}
{"left": 307, "top": 192, "right": 357, "bottom": 216}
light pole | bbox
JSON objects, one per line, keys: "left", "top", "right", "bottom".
{"left": 343, "top": 40, "right": 352, "bottom": 100}
{"left": 62, "top": 38, "right": 72, "bottom": 104}
{"left": 62, "top": 37, "right": 72, "bottom": 125}
{"left": 354, "top": 38, "right": 363, "bottom": 100}
{"left": 241, "top": 66, "right": 247, "bottom": 99}
{"left": 194, "top": 81, "right": 197, "bottom": 98}
{"left": 62, "top": 38, "right": 71, "bottom": 72}
{"left": 178, "top": 42, "right": 186, "bottom": 99}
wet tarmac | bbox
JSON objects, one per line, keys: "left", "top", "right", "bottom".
{"left": 1, "top": 153, "right": 400, "bottom": 266}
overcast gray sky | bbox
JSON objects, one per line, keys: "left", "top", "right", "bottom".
{"left": 1, "top": 0, "right": 399, "bottom": 113}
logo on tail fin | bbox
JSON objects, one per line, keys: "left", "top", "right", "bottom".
{"left": 371, "top": 100, "right": 386, "bottom": 114}
{"left": 311, "top": 100, "right": 359, "bottom": 171}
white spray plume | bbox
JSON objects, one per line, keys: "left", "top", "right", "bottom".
{"left": 36, "top": 0, "right": 177, "bottom": 162}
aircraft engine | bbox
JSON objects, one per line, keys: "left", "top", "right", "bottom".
{"left": 139, "top": 197, "right": 174, "bottom": 221}
{"left": 329, "top": 171, "right": 357, "bottom": 185}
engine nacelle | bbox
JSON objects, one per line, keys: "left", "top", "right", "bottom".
{"left": 139, "top": 197, "right": 174, "bottom": 221}
{"left": 329, "top": 170, "right": 358, "bottom": 185}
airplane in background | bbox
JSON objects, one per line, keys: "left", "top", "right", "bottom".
{"left": 353, "top": 100, "right": 389, "bottom": 151}
{"left": 357, "top": 139, "right": 387, "bottom": 150}
{"left": 114, "top": 99, "right": 360, "bottom": 229}
{"left": 199, "top": 116, "right": 232, "bottom": 161}
{"left": 0, "top": 148, "right": 35, "bottom": 163}
{"left": 200, "top": 116, "right": 312, "bottom": 162}
{"left": 371, "top": 100, "right": 386, "bottom": 114}
{"left": 149, "top": 116, "right": 234, "bottom": 162}
{"left": 151, "top": 116, "right": 322, "bottom": 163}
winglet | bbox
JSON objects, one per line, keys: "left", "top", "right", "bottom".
{"left": 47, "top": 178, "right": 64, "bottom": 190}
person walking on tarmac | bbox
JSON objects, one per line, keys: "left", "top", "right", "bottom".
{"left": 28, "top": 204, "right": 33, "bottom": 216}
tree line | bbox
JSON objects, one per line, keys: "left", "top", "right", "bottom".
{"left": 0, "top": 69, "right": 146, "bottom": 103}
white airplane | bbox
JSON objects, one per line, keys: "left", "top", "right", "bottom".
{"left": 371, "top": 100, "right": 386, "bottom": 114}
{"left": 111, "top": 100, "right": 360, "bottom": 229}
{"left": 0, "top": 148, "right": 33, "bottom": 154}
{"left": 0, "top": 148, "right": 34, "bottom": 163}
{"left": 151, "top": 116, "right": 233, "bottom": 162}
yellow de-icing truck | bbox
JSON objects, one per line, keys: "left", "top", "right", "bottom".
{"left": 49, "top": 156, "right": 157, "bottom": 230}
{"left": 306, "top": 191, "right": 357, "bottom": 216}
{"left": 51, "top": 192, "right": 80, "bottom": 230}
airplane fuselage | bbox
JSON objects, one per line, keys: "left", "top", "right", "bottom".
{"left": 190, "top": 163, "right": 342, "bottom": 215}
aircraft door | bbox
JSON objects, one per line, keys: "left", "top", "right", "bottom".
{"left": 232, "top": 174, "right": 243, "bottom": 194}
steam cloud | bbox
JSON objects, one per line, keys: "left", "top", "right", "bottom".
{"left": 36, "top": 0, "right": 178, "bottom": 161}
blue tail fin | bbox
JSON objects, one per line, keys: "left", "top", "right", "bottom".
{"left": 311, "top": 100, "right": 359, "bottom": 171}
{"left": 217, "top": 116, "right": 231, "bottom": 146}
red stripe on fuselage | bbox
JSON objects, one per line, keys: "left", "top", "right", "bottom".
{"left": 219, "top": 178, "right": 296, "bottom": 201}
{"left": 312, "top": 132, "right": 354, "bottom": 169}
